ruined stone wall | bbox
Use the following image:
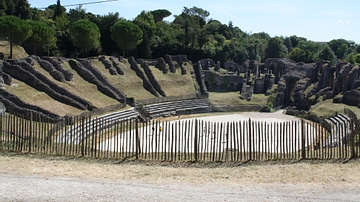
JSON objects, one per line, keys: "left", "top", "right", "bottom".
{"left": 77, "top": 59, "right": 126, "bottom": 101}
{"left": 41, "top": 56, "right": 73, "bottom": 81}
{"left": 68, "top": 59, "right": 125, "bottom": 103}
{"left": 155, "top": 57, "right": 168, "bottom": 74}
{"left": 140, "top": 60, "right": 166, "bottom": 96}
{"left": 164, "top": 54, "right": 176, "bottom": 73}
{"left": 199, "top": 59, "right": 215, "bottom": 70}
{"left": 38, "top": 59, "right": 66, "bottom": 82}
{"left": 3, "top": 61, "right": 90, "bottom": 110}
{"left": 193, "top": 62, "right": 208, "bottom": 97}
{"left": 128, "top": 56, "right": 159, "bottom": 97}
{"left": 109, "top": 56, "right": 124, "bottom": 75}
{"left": 1, "top": 89, "right": 61, "bottom": 121}
{"left": 203, "top": 71, "right": 244, "bottom": 91}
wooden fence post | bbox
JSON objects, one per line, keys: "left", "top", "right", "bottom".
{"left": 301, "top": 119, "right": 306, "bottom": 159}
{"left": 194, "top": 119, "right": 198, "bottom": 162}
{"left": 81, "top": 116, "right": 85, "bottom": 157}
{"left": 248, "top": 119, "right": 252, "bottom": 161}
{"left": 135, "top": 118, "right": 140, "bottom": 160}
{"left": 350, "top": 119, "right": 356, "bottom": 159}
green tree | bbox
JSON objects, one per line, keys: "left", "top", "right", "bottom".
{"left": 0, "top": 0, "right": 7, "bottom": 16}
{"left": 346, "top": 53, "right": 360, "bottom": 65}
{"left": 328, "top": 39, "right": 351, "bottom": 59}
{"left": 110, "top": 20, "right": 143, "bottom": 56}
{"left": 318, "top": 44, "right": 336, "bottom": 64}
{"left": 150, "top": 9, "right": 171, "bottom": 22}
{"left": 69, "top": 19, "right": 100, "bottom": 53}
{"left": 25, "top": 20, "right": 56, "bottom": 55}
{"left": 133, "top": 11, "right": 156, "bottom": 58}
{"left": 0, "top": 15, "right": 32, "bottom": 58}
{"left": 297, "top": 40, "right": 322, "bottom": 62}
{"left": 14, "top": 0, "right": 31, "bottom": 19}
{"left": 52, "top": 0, "right": 66, "bottom": 20}
{"left": 5, "top": 0, "right": 15, "bottom": 15}
{"left": 288, "top": 47, "right": 306, "bottom": 62}
{"left": 266, "top": 37, "right": 286, "bottom": 58}
{"left": 68, "top": 5, "right": 87, "bottom": 23}
{"left": 95, "top": 12, "right": 120, "bottom": 55}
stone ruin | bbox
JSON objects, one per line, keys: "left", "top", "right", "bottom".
{"left": 195, "top": 56, "right": 360, "bottom": 110}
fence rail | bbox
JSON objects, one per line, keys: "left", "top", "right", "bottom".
{"left": 1, "top": 112, "right": 359, "bottom": 161}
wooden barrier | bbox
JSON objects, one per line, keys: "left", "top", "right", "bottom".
{"left": 1, "top": 111, "right": 359, "bottom": 161}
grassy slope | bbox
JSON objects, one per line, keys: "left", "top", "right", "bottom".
{"left": 5, "top": 78, "right": 84, "bottom": 116}
{"left": 0, "top": 41, "right": 28, "bottom": 59}
{"left": 149, "top": 62, "right": 196, "bottom": 97}
{"left": 90, "top": 58, "right": 196, "bottom": 99}
{"left": 209, "top": 92, "right": 268, "bottom": 106}
{"left": 309, "top": 99, "right": 360, "bottom": 118}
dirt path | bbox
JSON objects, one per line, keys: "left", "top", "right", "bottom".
{"left": 1, "top": 154, "right": 360, "bottom": 201}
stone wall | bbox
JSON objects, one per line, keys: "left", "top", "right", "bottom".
{"left": 68, "top": 59, "right": 125, "bottom": 103}
{"left": 128, "top": 56, "right": 159, "bottom": 97}
{"left": 77, "top": 59, "right": 126, "bottom": 102}
{"left": 140, "top": 59, "right": 166, "bottom": 97}
{"left": 3, "top": 60, "right": 91, "bottom": 110}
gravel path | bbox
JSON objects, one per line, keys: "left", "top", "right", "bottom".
{"left": 1, "top": 174, "right": 359, "bottom": 202}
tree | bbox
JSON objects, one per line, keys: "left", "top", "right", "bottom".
{"left": 318, "top": 44, "right": 336, "bottom": 64}
{"left": 52, "top": 0, "right": 66, "bottom": 20}
{"left": 266, "top": 37, "right": 286, "bottom": 58}
{"left": 150, "top": 9, "right": 171, "bottom": 22}
{"left": 328, "top": 39, "right": 351, "bottom": 59}
{"left": 0, "top": 0, "right": 7, "bottom": 16}
{"left": 25, "top": 20, "right": 56, "bottom": 55}
{"left": 288, "top": 47, "right": 306, "bottom": 62}
{"left": 347, "top": 53, "right": 360, "bottom": 65}
{"left": 68, "top": 5, "right": 87, "bottom": 23}
{"left": 14, "top": 0, "right": 31, "bottom": 19}
{"left": 110, "top": 20, "right": 143, "bottom": 56}
{"left": 297, "top": 40, "right": 322, "bottom": 62}
{"left": 69, "top": 19, "right": 100, "bottom": 53}
{"left": 0, "top": 15, "right": 32, "bottom": 58}
{"left": 95, "top": 12, "right": 120, "bottom": 55}
{"left": 5, "top": 0, "right": 15, "bottom": 15}
{"left": 133, "top": 11, "right": 156, "bottom": 58}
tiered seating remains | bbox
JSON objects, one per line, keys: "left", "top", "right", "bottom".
{"left": 60, "top": 99, "right": 211, "bottom": 143}
{"left": 60, "top": 108, "right": 139, "bottom": 143}
{"left": 324, "top": 113, "right": 352, "bottom": 147}
{"left": 144, "top": 99, "right": 211, "bottom": 118}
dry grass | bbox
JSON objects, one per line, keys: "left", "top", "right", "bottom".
{"left": 150, "top": 63, "right": 196, "bottom": 97}
{"left": 1, "top": 152, "right": 359, "bottom": 187}
{"left": 208, "top": 92, "right": 268, "bottom": 106}
{"left": 90, "top": 58, "right": 196, "bottom": 100}
{"left": 0, "top": 40, "right": 28, "bottom": 59}
{"left": 4, "top": 78, "right": 83, "bottom": 116}
{"left": 310, "top": 99, "right": 360, "bottom": 118}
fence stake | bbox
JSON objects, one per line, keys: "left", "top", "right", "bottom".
{"left": 135, "top": 118, "right": 139, "bottom": 160}
{"left": 301, "top": 119, "right": 306, "bottom": 159}
{"left": 194, "top": 119, "right": 198, "bottom": 162}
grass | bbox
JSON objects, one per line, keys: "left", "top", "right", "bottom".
{"left": 0, "top": 40, "right": 28, "bottom": 59}
{"left": 4, "top": 78, "right": 83, "bottom": 116}
{"left": 309, "top": 99, "right": 360, "bottom": 118}
{"left": 208, "top": 91, "right": 268, "bottom": 106}
{"left": 90, "top": 57, "right": 196, "bottom": 100}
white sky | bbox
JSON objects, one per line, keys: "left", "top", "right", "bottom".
{"left": 30, "top": 0, "right": 360, "bottom": 43}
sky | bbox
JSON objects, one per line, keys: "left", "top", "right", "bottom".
{"left": 29, "top": 0, "right": 360, "bottom": 43}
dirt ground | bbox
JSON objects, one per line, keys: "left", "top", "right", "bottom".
{"left": 1, "top": 152, "right": 360, "bottom": 202}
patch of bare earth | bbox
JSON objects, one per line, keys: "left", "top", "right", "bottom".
{"left": 1, "top": 152, "right": 360, "bottom": 201}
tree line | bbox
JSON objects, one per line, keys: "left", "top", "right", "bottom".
{"left": 0, "top": 0, "right": 360, "bottom": 65}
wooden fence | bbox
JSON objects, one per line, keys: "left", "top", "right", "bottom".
{"left": 1, "top": 112, "right": 359, "bottom": 161}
